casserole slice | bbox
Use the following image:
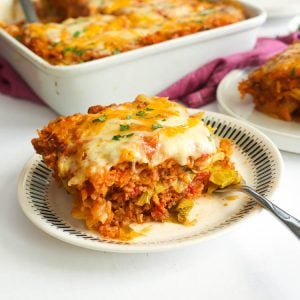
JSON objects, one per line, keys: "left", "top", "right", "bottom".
{"left": 32, "top": 95, "right": 241, "bottom": 239}
{"left": 239, "top": 42, "right": 300, "bottom": 122}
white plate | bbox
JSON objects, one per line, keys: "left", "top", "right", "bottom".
{"left": 246, "top": 0, "right": 300, "bottom": 18}
{"left": 18, "top": 111, "right": 283, "bottom": 253}
{"left": 217, "top": 69, "right": 300, "bottom": 154}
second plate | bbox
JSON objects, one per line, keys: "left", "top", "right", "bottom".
{"left": 217, "top": 69, "right": 300, "bottom": 154}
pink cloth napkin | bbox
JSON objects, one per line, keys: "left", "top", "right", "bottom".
{"left": 159, "top": 31, "right": 300, "bottom": 107}
{"left": 0, "top": 32, "right": 299, "bottom": 107}
{"left": 0, "top": 56, "right": 43, "bottom": 104}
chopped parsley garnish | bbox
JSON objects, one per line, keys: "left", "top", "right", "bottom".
{"left": 52, "top": 42, "right": 59, "bottom": 47}
{"left": 126, "top": 114, "right": 132, "bottom": 120}
{"left": 112, "top": 135, "right": 122, "bottom": 141}
{"left": 73, "top": 31, "right": 81, "bottom": 38}
{"left": 92, "top": 115, "right": 107, "bottom": 123}
{"left": 63, "top": 47, "right": 75, "bottom": 53}
{"left": 120, "top": 124, "right": 130, "bottom": 131}
{"left": 62, "top": 47, "right": 85, "bottom": 56}
{"left": 290, "top": 68, "right": 296, "bottom": 77}
{"left": 152, "top": 123, "right": 163, "bottom": 130}
{"left": 161, "top": 119, "right": 167, "bottom": 122}
{"left": 207, "top": 135, "right": 212, "bottom": 142}
{"left": 112, "top": 133, "right": 134, "bottom": 141}
{"left": 74, "top": 49, "right": 85, "bottom": 56}
{"left": 136, "top": 110, "right": 146, "bottom": 117}
{"left": 136, "top": 107, "right": 155, "bottom": 117}
{"left": 114, "top": 48, "right": 121, "bottom": 54}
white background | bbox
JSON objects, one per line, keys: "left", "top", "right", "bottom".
{"left": 0, "top": 14, "right": 300, "bottom": 300}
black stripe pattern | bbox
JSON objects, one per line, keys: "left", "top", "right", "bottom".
{"left": 24, "top": 115, "right": 279, "bottom": 246}
{"left": 25, "top": 162, "right": 106, "bottom": 243}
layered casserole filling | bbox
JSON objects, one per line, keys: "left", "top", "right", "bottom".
{"left": 1, "top": 0, "right": 246, "bottom": 65}
{"left": 32, "top": 95, "right": 240, "bottom": 239}
{"left": 239, "top": 42, "right": 300, "bottom": 122}
{"left": 35, "top": 0, "right": 245, "bottom": 21}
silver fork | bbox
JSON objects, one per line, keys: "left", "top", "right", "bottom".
{"left": 19, "top": 0, "right": 39, "bottom": 23}
{"left": 215, "top": 184, "right": 300, "bottom": 239}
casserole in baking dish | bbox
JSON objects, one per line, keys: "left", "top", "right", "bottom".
{"left": 0, "top": 1, "right": 266, "bottom": 114}
{"left": 2, "top": 0, "right": 247, "bottom": 65}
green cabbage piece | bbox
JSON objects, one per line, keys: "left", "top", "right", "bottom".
{"left": 136, "top": 191, "right": 152, "bottom": 206}
{"left": 209, "top": 168, "right": 240, "bottom": 189}
{"left": 176, "top": 198, "right": 194, "bottom": 224}
{"left": 171, "top": 173, "right": 196, "bottom": 193}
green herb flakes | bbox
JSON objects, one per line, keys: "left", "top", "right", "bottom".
{"left": 145, "top": 107, "right": 154, "bottom": 111}
{"left": 92, "top": 115, "right": 107, "bottom": 123}
{"left": 112, "top": 135, "right": 122, "bottom": 141}
{"left": 136, "top": 110, "right": 146, "bottom": 117}
{"left": 74, "top": 49, "right": 84, "bottom": 56}
{"left": 290, "top": 68, "right": 296, "bottom": 77}
{"left": 62, "top": 47, "right": 75, "bottom": 54}
{"left": 73, "top": 31, "right": 81, "bottom": 38}
{"left": 62, "top": 47, "right": 85, "bottom": 56}
{"left": 120, "top": 124, "right": 130, "bottom": 131}
{"left": 112, "top": 133, "right": 134, "bottom": 141}
{"left": 113, "top": 48, "right": 121, "bottom": 54}
{"left": 152, "top": 123, "right": 163, "bottom": 130}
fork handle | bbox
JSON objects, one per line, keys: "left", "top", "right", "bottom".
{"left": 241, "top": 186, "right": 300, "bottom": 239}
{"left": 19, "top": 0, "right": 39, "bottom": 22}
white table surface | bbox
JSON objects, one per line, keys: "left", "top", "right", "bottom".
{"left": 0, "top": 16, "right": 300, "bottom": 300}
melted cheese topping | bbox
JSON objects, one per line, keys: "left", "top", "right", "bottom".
{"left": 56, "top": 95, "right": 217, "bottom": 185}
{"left": 17, "top": 0, "right": 246, "bottom": 65}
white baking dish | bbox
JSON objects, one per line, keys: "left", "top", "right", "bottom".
{"left": 0, "top": 1, "right": 266, "bottom": 115}
{"left": 288, "top": 15, "right": 300, "bottom": 32}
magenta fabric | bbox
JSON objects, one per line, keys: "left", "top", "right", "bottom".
{"left": 0, "top": 32, "right": 299, "bottom": 107}
{"left": 158, "top": 32, "right": 300, "bottom": 107}
{"left": 0, "top": 56, "right": 43, "bottom": 104}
